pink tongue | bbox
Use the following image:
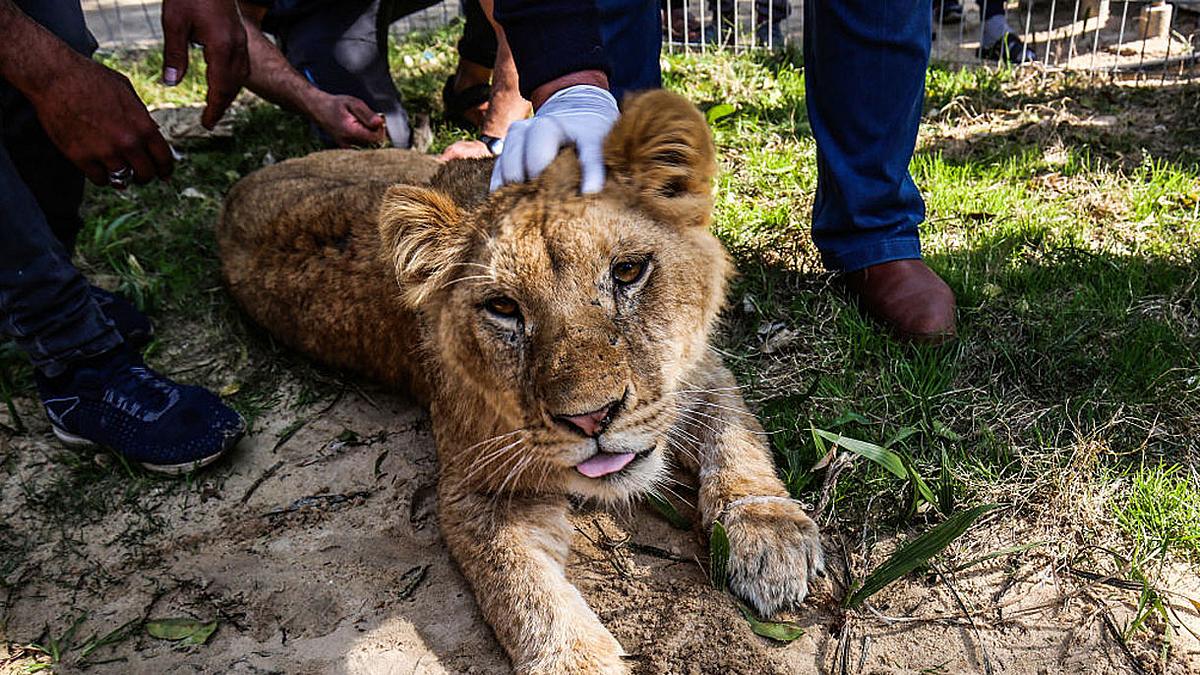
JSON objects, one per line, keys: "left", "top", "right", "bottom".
{"left": 575, "top": 452, "right": 636, "bottom": 478}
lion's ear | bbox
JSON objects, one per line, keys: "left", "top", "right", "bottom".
{"left": 378, "top": 185, "right": 470, "bottom": 307}
{"left": 603, "top": 90, "right": 717, "bottom": 228}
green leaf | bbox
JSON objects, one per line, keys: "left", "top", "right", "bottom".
{"left": 710, "top": 521, "right": 730, "bottom": 592}
{"left": 646, "top": 493, "right": 692, "bottom": 530}
{"left": 79, "top": 619, "right": 142, "bottom": 660}
{"left": 738, "top": 603, "right": 805, "bottom": 642}
{"left": 845, "top": 503, "right": 1001, "bottom": 608}
{"left": 705, "top": 103, "right": 736, "bottom": 126}
{"left": 816, "top": 428, "right": 939, "bottom": 511}
{"left": 932, "top": 420, "right": 962, "bottom": 442}
{"left": 814, "top": 429, "right": 906, "bottom": 479}
{"left": 829, "top": 411, "right": 869, "bottom": 428}
{"left": 145, "top": 618, "right": 218, "bottom": 645}
{"left": 884, "top": 425, "right": 920, "bottom": 449}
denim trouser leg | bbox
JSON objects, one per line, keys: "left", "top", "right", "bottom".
{"left": 0, "top": 1, "right": 122, "bottom": 378}
{"left": 598, "top": 0, "right": 662, "bottom": 103}
{"left": 804, "top": 0, "right": 930, "bottom": 273}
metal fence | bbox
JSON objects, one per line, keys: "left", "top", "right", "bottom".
{"left": 82, "top": 0, "right": 1200, "bottom": 82}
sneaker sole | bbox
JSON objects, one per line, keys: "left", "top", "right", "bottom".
{"left": 51, "top": 425, "right": 236, "bottom": 476}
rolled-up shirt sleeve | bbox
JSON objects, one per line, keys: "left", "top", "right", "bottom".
{"left": 493, "top": 0, "right": 610, "bottom": 99}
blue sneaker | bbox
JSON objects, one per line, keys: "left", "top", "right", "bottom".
{"left": 35, "top": 347, "right": 244, "bottom": 475}
{"left": 89, "top": 286, "right": 154, "bottom": 351}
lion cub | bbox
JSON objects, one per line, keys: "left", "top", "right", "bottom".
{"left": 218, "top": 91, "right": 822, "bottom": 673}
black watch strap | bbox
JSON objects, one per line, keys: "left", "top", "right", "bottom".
{"left": 479, "top": 134, "right": 505, "bottom": 156}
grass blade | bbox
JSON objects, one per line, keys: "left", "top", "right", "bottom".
{"left": 949, "top": 540, "right": 1045, "bottom": 574}
{"left": 814, "top": 428, "right": 905, "bottom": 479}
{"left": 710, "top": 521, "right": 730, "bottom": 592}
{"left": 737, "top": 602, "right": 804, "bottom": 642}
{"left": 646, "top": 493, "right": 692, "bottom": 530}
{"left": 816, "top": 428, "right": 939, "bottom": 509}
{"left": 845, "top": 503, "right": 1000, "bottom": 608}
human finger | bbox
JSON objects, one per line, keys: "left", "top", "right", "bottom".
{"left": 492, "top": 121, "right": 530, "bottom": 190}
{"left": 160, "top": 5, "right": 190, "bottom": 85}
{"left": 201, "top": 33, "right": 249, "bottom": 129}
{"left": 576, "top": 136, "right": 607, "bottom": 194}
{"left": 345, "top": 98, "right": 384, "bottom": 129}
{"left": 521, "top": 117, "right": 565, "bottom": 182}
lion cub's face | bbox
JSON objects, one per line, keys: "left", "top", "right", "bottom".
{"left": 380, "top": 91, "right": 724, "bottom": 503}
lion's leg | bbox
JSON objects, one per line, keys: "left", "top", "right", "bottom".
{"left": 674, "top": 356, "right": 824, "bottom": 617}
{"left": 438, "top": 486, "right": 627, "bottom": 675}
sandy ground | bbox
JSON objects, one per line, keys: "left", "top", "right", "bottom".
{"left": 3, "top": 351, "right": 1198, "bottom": 675}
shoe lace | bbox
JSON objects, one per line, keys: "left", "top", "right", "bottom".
{"left": 102, "top": 364, "right": 180, "bottom": 422}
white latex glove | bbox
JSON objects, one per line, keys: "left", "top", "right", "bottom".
{"left": 489, "top": 84, "right": 619, "bottom": 194}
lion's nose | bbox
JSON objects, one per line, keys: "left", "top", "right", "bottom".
{"left": 555, "top": 401, "right": 618, "bottom": 437}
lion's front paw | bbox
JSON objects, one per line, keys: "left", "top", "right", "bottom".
{"left": 720, "top": 497, "right": 824, "bottom": 617}
{"left": 519, "top": 631, "right": 628, "bottom": 675}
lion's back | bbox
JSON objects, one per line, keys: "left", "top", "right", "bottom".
{"left": 216, "top": 149, "right": 451, "bottom": 398}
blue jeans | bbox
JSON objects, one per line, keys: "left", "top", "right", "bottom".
{"left": 0, "top": 1, "right": 123, "bottom": 378}
{"left": 598, "top": 0, "right": 663, "bottom": 102}
{"left": 804, "top": 0, "right": 928, "bottom": 272}
{"left": 609, "top": 0, "right": 929, "bottom": 273}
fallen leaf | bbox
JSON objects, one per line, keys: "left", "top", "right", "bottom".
{"left": 738, "top": 603, "right": 805, "bottom": 642}
{"left": 145, "top": 618, "right": 217, "bottom": 646}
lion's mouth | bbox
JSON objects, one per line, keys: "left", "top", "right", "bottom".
{"left": 575, "top": 446, "right": 655, "bottom": 479}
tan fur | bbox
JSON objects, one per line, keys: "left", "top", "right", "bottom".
{"left": 217, "top": 91, "right": 822, "bottom": 674}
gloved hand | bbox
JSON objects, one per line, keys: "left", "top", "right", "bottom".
{"left": 489, "top": 84, "right": 619, "bottom": 194}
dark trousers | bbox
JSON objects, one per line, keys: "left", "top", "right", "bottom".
{"left": 0, "top": 0, "right": 122, "bottom": 378}
{"left": 263, "top": 0, "right": 498, "bottom": 148}
{"left": 803, "top": 0, "right": 929, "bottom": 271}
{"left": 607, "top": 0, "right": 929, "bottom": 272}
{"left": 600, "top": 0, "right": 663, "bottom": 101}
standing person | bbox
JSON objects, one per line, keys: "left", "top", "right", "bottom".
{"left": 490, "top": 0, "right": 956, "bottom": 343}
{"left": 0, "top": 0, "right": 249, "bottom": 474}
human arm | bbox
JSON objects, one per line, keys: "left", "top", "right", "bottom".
{"left": 160, "top": 0, "right": 250, "bottom": 129}
{"left": 439, "top": 0, "right": 531, "bottom": 161}
{"left": 237, "top": 2, "right": 386, "bottom": 147}
{"left": 486, "top": 0, "right": 618, "bottom": 192}
{"left": 0, "top": 0, "right": 173, "bottom": 185}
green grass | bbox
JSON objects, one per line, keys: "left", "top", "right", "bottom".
{"left": 1, "top": 25, "right": 1198, "bottom": 658}
{"left": 1117, "top": 464, "right": 1200, "bottom": 561}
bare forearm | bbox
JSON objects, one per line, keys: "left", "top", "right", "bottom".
{"left": 0, "top": 1, "right": 84, "bottom": 99}
{"left": 239, "top": 12, "right": 322, "bottom": 117}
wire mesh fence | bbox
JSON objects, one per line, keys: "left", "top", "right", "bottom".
{"left": 81, "top": 0, "right": 1200, "bottom": 82}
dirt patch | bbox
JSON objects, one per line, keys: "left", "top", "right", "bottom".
{"left": 2, "top": 382, "right": 1197, "bottom": 674}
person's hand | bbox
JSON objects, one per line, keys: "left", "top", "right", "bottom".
{"left": 489, "top": 84, "right": 618, "bottom": 193}
{"left": 161, "top": 0, "right": 250, "bottom": 129}
{"left": 439, "top": 140, "right": 493, "bottom": 162}
{"left": 28, "top": 56, "right": 173, "bottom": 187}
{"left": 308, "top": 94, "right": 388, "bottom": 147}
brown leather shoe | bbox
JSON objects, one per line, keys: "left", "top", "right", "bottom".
{"left": 842, "top": 260, "right": 957, "bottom": 344}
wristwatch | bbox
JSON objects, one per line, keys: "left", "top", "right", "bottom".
{"left": 479, "top": 134, "right": 505, "bottom": 156}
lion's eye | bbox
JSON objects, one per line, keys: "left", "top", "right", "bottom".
{"left": 612, "top": 260, "right": 647, "bottom": 286}
{"left": 484, "top": 296, "right": 521, "bottom": 319}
